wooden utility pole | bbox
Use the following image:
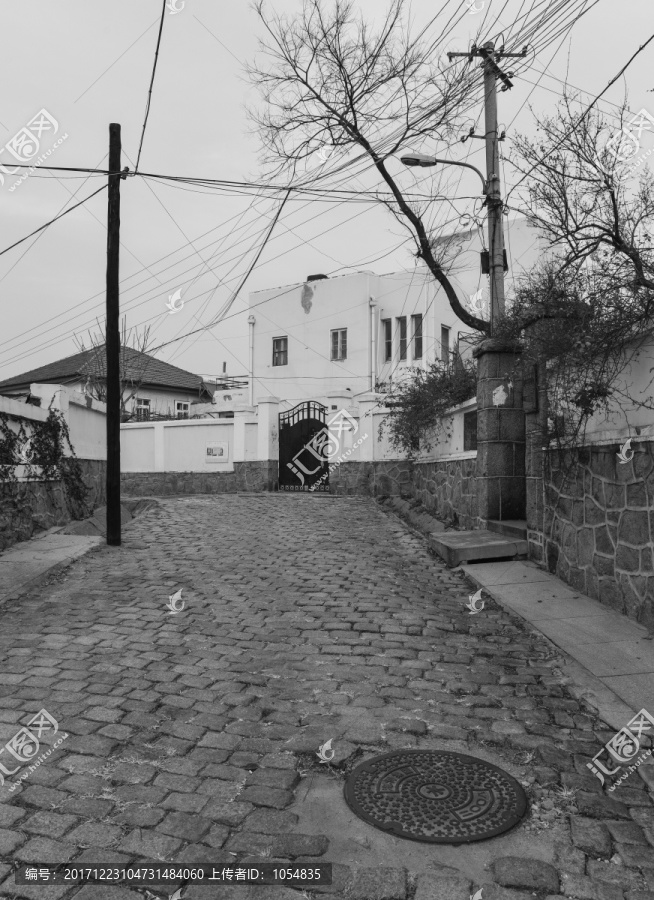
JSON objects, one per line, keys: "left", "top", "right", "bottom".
{"left": 448, "top": 42, "right": 527, "bottom": 335}
{"left": 106, "top": 124, "right": 123, "bottom": 546}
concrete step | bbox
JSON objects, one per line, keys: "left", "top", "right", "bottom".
{"left": 487, "top": 518, "right": 528, "bottom": 540}
{"left": 428, "top": 529, "right": 528, "bottom": 566}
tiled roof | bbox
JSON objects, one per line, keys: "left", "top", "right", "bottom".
{"left": 0, "top": 346, "right": 211, "bottom": 397}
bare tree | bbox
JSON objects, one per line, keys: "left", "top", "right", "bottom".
{"left": 74, "top": 318, "right": 156, "bottom": 422}
{"left": 511, "top": 92, "right": 654, "bottom": 319}
{"left": 247, "top": 0, "right": 489, "bottom": 333}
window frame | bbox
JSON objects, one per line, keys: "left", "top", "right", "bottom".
{"left": 135, "top": 398, "right": 151, "bottom": 421}
{"left": 330, "top": 328, "right": 347, "bottom": 361}
{"left": 272, "top": 336, "right": 288, "bottom": 367}
{"left": 398, "top": 316, "right": 407, "bottom": 361}
{"left": 411, "top": 314, "right": 423, "bottom": 360}
{"left": 382, "top": 318, "right": 392, "bottom": 362}
{"left": 440, "top": 325, "right": 451, "bottom": 364}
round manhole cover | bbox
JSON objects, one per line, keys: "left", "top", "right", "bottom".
{"left": 343, "top": 749, "right": 528, "bottom": 844}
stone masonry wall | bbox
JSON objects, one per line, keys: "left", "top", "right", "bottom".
{"left": 0, "top": 459, "right": 106, "bottom": 552}
{"left": 540, "top": 443, "right": 654, "bottom": 629}
{"left": 411, "top": 457, "right": 480, "bottom": 530}
{"left": 328, "top": 460, "right": 412, "bottom": 496}
{"left": 120, "top": 461, "right": 278, "bottom": 497}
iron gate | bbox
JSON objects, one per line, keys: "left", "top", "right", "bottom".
{"left": 278, "top": 401, "right": 330, "bottom": 492}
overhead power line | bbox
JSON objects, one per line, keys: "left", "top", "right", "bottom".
{"left": 0, "top": 185, "right": 108, "bottom": 258}
{"left": 135, "top": 0, "right": 168, "bottom": 173}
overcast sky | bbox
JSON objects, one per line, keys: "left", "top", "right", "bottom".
{"left": 0, "top": 0, "right": 651, "bottom": 384}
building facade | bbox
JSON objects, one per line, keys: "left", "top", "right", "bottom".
{"left": 247, "top": 217, "right": 544, "bottom": 407}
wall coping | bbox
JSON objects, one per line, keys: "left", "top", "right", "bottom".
{"left": 121, "top": 418, "right": 236, "bottom": 430}
{"left": 415, "top": 450, "right": 477, "bottom": 464}
{"left": 442, "top": 397, "right": 477, "bottom": 416}
{"left": 546, "top": 425, "right": 654, "bottom": 451}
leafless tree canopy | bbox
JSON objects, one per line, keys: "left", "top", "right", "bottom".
{"left": 248, "top": 0, "right": 489, "bottom": 333}
{"left": 512, "top": 92, "right": 654, "bottom": 310}
{"left": 74, "top": 319, "right": 155, "bottom": 421}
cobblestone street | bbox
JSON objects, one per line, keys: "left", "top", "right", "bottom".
{"left": 0, "top": 494, "right": 653, "bottom": 900}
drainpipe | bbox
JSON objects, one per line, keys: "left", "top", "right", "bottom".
{"left": 247, "top": 315, "right": 255, "bottom": 406}
{"left": 369, "top": 297, "right": 377, "bottom": 391}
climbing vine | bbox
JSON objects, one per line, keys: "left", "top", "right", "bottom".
{"left": 378, "top": 359, "right": 478, "bottom": 458}
{"left": 0, "top": 409, "right": 89, "bottom": 515}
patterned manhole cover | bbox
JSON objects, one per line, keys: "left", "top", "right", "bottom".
{"left": 343, "top": 750, "right": 528, "bottom": 843}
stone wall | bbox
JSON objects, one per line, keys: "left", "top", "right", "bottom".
{"left": 411, "top": 457, "right": 480, "bottom": 530}
{"left": 0, "top": 459, "right": 105, "bottom": 551}
{"left": 538, "top": 443, "right": 654, "bottom": 629}
{"left": 328, "top": 460, "right": 413, "bottom": 496}
{"left": 120, "top": 461, "right": 278, "bottom": 497}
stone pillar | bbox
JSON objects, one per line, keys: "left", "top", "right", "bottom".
{"left": 473, "top": 339, "right": 525, "bottom": 522}
{"left": 233, "top": 405, "right": 255, "bottom": 463}
{"left": 153, "top": 422, "right": 165, "bottom": 472}
{"left": 354, "top": 393, "right": 385, "bottom": 461}
{"left": 256, "top": 396, "right": 280, "bottom": 462}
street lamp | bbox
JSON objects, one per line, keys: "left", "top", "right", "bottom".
{"left": 400, "top": 152, "right": 489, "bottom": 195}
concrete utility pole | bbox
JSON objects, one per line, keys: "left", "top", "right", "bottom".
{"left": 448, "top": 42, "right": 527, "bottom": 335}
{"left": 105, "top": 124, "right": 126, "bottom": 546}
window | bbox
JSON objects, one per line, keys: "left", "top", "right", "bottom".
{"left": 272, "top": 337, "right": 288, "bottom": 366}
{"left": 382, "top": 319, "right": 392, "bottom": 361}
{"left": 411, "top": 314, "right": 423, "bottom": 360}
{"left": 135, "top": 398, "right": 150, "bottom": 421}
{"left": 398, "top": 316, "right": 407, "bottom": 360}
{"left": 331, "top": 328, "right": 347, "bottom": 360}
{"left": 440, "top": 325, "right": 451, "bottom": 364}
{"left": 464, "top": 411, "right": 477, "bottom": 451}
{"left": 175, "top": 401, "right": 190, "bottom": 419}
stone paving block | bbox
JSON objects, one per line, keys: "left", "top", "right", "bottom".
{"left": 118, "top": 828, "right": 182, "bottom": 857}
{"left": 22, "top": 809, "right": 79, "bottom": 838}
{"left": 157, "top": 811, "right": 212, "bottom": 843}
{"left": 19, "top": 785, "right": 68, "bottom": 809}
{"left": 413, "top": 874, "right": 472, "bottom": 900}
{"left": 239, "top": 785, "right": 294, "bottom": 809}
{"left": 575, "top": 791, "right": 631, "bottom": 819}
{"left": 586, "top": 861, "right": 647, "bottom": 889}
{"left": 203, "top": 823, "right": 230, "bottom": 848}
{"left": 491, "top": 857, "right": 559, "bottom": 894}
{"left": 199, "top": 731, "right": 242, "bottom": 750}
{"left": 0, "top": 826, "right": 25, "bottom": 854}
{"left": 161, "top": 791, "right": 210, "bottom": 813}
{"left": 60, "top": 796, "right": 114, "bottom": 818}
{"left": 201, "top": 801, "right": 255, "bottom": 826}
{"left": 0, "top": 804, "right": 27, "bottom": 828}
{"left": 14, "top": 836, "right": 77, "bottom": 862}
{"left": 560, "top": 873, "right": 625, "bottom": 899}
{"left": 347, "top": 866, "right": 407, "bottom": 900}
{"left": 64, "top": 734, "right": 118, "bottom": 756}
{"left": 66, "top": 822, "right": 124, "bottom": 847}
{"left": 607, "top": 820, "right": 649, "bottom": 844}
{"left": 224, "top": 831, "right": 276, "bottom": 855}
{"left": 244, "top": 767, "right": 300, "bottom": 791}
{"left": 616, "top": 842, "right": 654, "bottom": 868}
{"left": 243, "top": 809, "right": 300, "bottom": 833}
{"left": 270, "top": 834, "right": 329, "bottom": 858}
{"left": 110, "top": 806, "right": 165, "bottom": 828}
{"left": 570, "top": 816, "right": 612, "bottom": 858}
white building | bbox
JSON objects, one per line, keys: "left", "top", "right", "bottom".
{"left": 247, "top": 216, "right": 544, "bottom": 407}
